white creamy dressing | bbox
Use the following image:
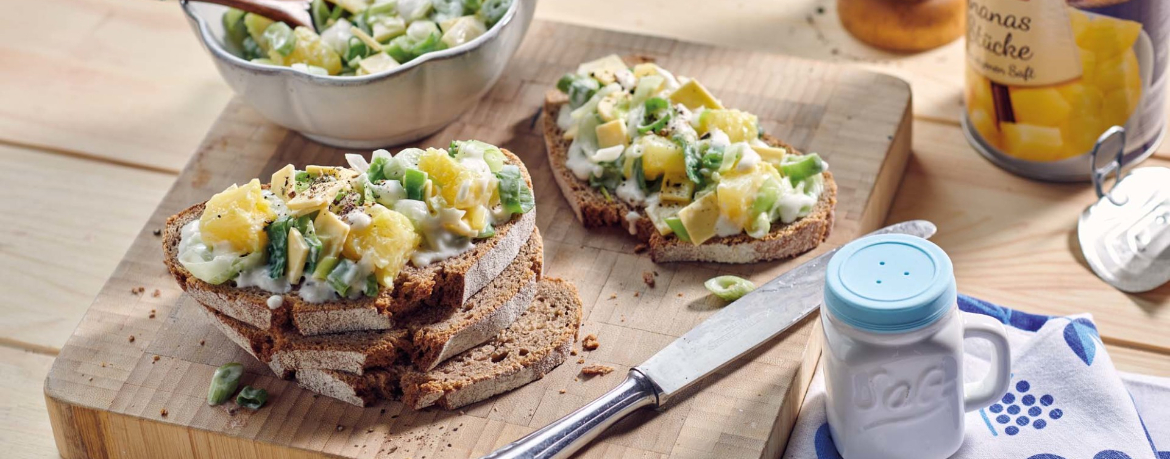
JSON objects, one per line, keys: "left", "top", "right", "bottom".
{"left": 736, "top": 144, "right": 761, "bottom": 172}
{"left": 614, "top": 69, "right": 636, "bottom": 90}
{"left": 345, "top": 210, "right": 372, "bottom": 231}
{"left": 566, "top": 139, "right": 603, "bottom": 180}
{"left": 266, "top": 295, "right": 283, "bottom": 310}
{"left": 368, "top": 179, "right": 406, "bottom": 207}
{"left": 319, "top": 19, "right": 354, "bottom": 55}
{"left": 714, "top": 214, "right": 743, "bottom": 237}
{"left": 615, "top": 178, "right": 646, "bottom": 205}
{"left": 590, "top": 145, "right": 624, "bottom": 163}
{"left": 235, "top": 264, "right": 292, "bottom": 293}
{"left": 624, "top": 211, "right": 641, "bottom": 235}
{"left": 298, "top": 277, "right": 337, "bottom": 303}
{"left": 393, "top": 200, "right": 475, "bottom": 266}
{"left": 264, "top": 190, "right": 290, "bottom": 219}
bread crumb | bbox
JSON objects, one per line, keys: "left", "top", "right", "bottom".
{"left": 152, "top": 355, "right": 160, "bottom": 363}
{"left": 633, "top": 243, "right": 648, "bottom": 254}
{"left": 100, "top": 362, "right": 107, "bottom": 368}
{"left": 160, "top": 408, "right": 168, "bottom": 417}
{"left": 577, "top": 359, "right": 585, "bottom": 364}
{"left": 88, "top": 377, "right": 94, "bottom": 382}
{"left": 337, "top": 425, "right": 345, "bottom": 432}
{"left": 152, "top": 289, "right": 161, "bottom": 298}
{"left": 581, "top": 365, "right": 614, "bottom": 376}
{"left": 642, "top": 271, "right": 656, "bottom": 288}
{"left": 582, "top": 334, "right": 600, "bottom": 351}
{"left": 148, "top": 310, "right": 156, "bottom": 319}
{"left": 367, "top": 428, "right": 374, "bottom": 433}
{"left": 633, "top": 292, "right": 640, "bottom": 297}
{"left": 128, "top": 335, "right": 136, "bottom": 343}
{"left": 677, "top": 293, "right": 683, "bottom": 297}
{"left": 199, "top": 340, "right": 205, "bottom": 346}
{"left": 559, "top": 389, "right": 566, "bottom": 394}
{"left": 608, "top": 293, "right": 617, "bottom": 300}
{"left": 570, "top": 348, "right": 578, "bottom": 356}
{"left": 152, "top": 229, "right": 162, "bottom": 237}
{"left": 131, "top": 287, "right": 145, "bottom": 295}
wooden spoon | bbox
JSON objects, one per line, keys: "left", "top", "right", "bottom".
{"left": 190, "top": 0, "right": 314, "bottom": 30}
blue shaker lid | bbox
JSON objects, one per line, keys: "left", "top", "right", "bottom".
{"left": 824, "top": 234, "right": 956, "bottom": 333}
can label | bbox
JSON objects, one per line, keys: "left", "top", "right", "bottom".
{"left": 964, "top": 0, "right": 1165, "bottom": 170}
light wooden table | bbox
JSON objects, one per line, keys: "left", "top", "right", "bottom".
{"left": 3, "top": 0, "right": 1168, "bottom": 457}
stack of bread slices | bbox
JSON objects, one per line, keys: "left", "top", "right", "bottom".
{"left": 163, "top": 158, "right": 582, "bottom": 410}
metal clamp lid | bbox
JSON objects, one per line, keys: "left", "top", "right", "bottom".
{"left": 1079, "top": 126, "right": 1170, "bottom": 292}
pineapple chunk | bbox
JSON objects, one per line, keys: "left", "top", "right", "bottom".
{"left": 700, "top": 109, "right": 759, "bottom": 142}
{"left": 596, "top": 119, "right": 629, "bottom": 149}
{"left": 659, "top": 171, "right": 695, "bottom": 204}
{"left": 465, "top": 205, "right": 488, "bottom": 232}
{"left": 268, "top": 27, "right": 343, "bottom": 75}
{"left": 314, "top": 210, "right": 351, "bottom": 259}
{"left": 668, "top": 79, "right": 724, "bottom": 110}
{"left": 343, "top": 205, "right": 420, "bottom": 288}
{"left": 677, "top": 191, "right": 720, "bottom": 245}
{"left": 576, "top": 54, "right": 628, "bottom": 84}
{"left": 639, "top": 135, "right": 686, "bottom": 180}
{"left": 199, "top": 179, "right": 275, "bottom": 254}
{"left": 717, "top": 167, "right": 766, "bottom": 228}
{"left": 287, "top": 227, "right": 309, "bottom": 283}
{"left": 270, "top": 164, "right": 296, "bottom": 200}
{"left": 1010, "top": 87, "right": 1071, "bottom": 127}
{"left": 1000, "top": 123, "right": 1064, "bottom": 161}
{"left": 418, "top": 148, "right": 484, "bottom": 207}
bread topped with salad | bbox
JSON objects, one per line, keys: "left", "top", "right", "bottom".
{"left": 163, "top": 140, "right": 536, "bottom": 336}
{"left": 541, "top": 55, "right": 837, "bottom": 263}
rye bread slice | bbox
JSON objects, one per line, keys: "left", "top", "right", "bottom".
{"left": 163, "top": 149, "right": 536, "bottom": 335}
{"left": 296, "top": 367, "right": 404, "bottom": 407}
{"left": 199, "top": 228, "right": 545, "bottom": 376}
{"left": 540, "top": 66, "right": 838, "bottom": 263}
{"left": 400, "top": 278, "right": 582, "bottom": 410}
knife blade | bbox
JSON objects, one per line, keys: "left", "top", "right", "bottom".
{"left": 481, "top": 220, "right": 937, "bottom": 459}
{"left": 638, "top": 219, "right": 937, "bottom": 402}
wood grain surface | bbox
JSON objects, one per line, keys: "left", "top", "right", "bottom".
{"left": 42, "top": 20, "right": 911, "bottom": 459}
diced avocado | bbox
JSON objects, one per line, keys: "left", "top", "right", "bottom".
{"left": 668, "top": 79, "right": 724, "bottom": 110}
{"left": 287, "top": 227, "right": 310, "bottom": 283}
{"left": 313, "top": 210, "right": 351, "bottom": 260}
{"left": 659, "top": 171, "right": 694, "bottom": 204}
{"left": 576, "top": 54, "right": 628, "bottom": 84}
{"left": 665, "top": 217, "right": 691, "bottom": 243}
{"left": 270, "top": 164, "right": 295, "bottom": 200}
{"left": 753, "top": 144, "right": 788, "bottom": 165}
{"left": 677, "top": 191, "right": 720, "bottom": 245}
{"left": 595, "top": 119, "right": 629, "bottom": 149}
{"left": 357, "top": 52, "right": 400, "bottom": 76}
{"left": 639, "top": 135, "right": 686, "bottom": 180}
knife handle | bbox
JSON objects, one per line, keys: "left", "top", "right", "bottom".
{"left": 480, "top": 370, "right": 659, "bottom": 459}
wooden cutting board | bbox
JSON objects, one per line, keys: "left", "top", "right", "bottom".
{"left": 44, "top": 20, "right": 911, "bottom": 459}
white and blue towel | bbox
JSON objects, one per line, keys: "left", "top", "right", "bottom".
{"left": 783, "top": 295, "right": 1170, "bottom": 459}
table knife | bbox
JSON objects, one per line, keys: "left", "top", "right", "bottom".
{"left": 481, "top": 220, "right": 938, "bottom": 459}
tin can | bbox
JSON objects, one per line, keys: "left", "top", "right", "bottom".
{"left": 963, "top": 0, "right": 1168, "bottom": 181}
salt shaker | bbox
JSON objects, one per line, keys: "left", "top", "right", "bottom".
{"left": 821, "top": 234, "right": 1012, "bottom": 459}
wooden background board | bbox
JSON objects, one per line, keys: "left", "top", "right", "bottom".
{"left": 42, "top": 20, "right": 910, "bottom": 459}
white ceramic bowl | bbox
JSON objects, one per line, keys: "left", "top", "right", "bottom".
{"left": 181, "top": 0, "right": 534, "bottom": 148}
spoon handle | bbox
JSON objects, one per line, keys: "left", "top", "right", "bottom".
{"left": 188, "top": 0, "right": 314, "bottom": 30}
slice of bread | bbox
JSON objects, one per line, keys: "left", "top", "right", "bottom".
{"left": 540, "top": 70, "right": 837, "bottom": 264}
{"left": 163, "top": 149, "right": 536, "bottom": 335}
{"left": 198, "top": 228, "right": 545, "bottom": 377}
{"left": 296, "top": 367, "right": 404, "bottom": 407}
{"left": 400, "top": 278, "right": 582, "bottom": 410}
{"left": 297, "top": 278, "right": 582, "bottom": 409}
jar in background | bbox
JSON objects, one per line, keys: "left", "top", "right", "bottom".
{"left": 963, "top": 0, "right": 1167, "bottom": 181}
{"left": 821, "top": 234, "right": 1012, "bottom": 459}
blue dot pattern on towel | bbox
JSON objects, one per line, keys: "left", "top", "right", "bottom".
{"left": 1040, "top": 394, "right": 1054, "bottom": 406}
{"left": 1050, "top": 408, "right": 1063, "bottom": 419}
{"left": 1022, "top": 394, "right": 1036, "bottom": 406}
{"left": 1029, "top": 406, "right": 1042, "bottom": 417}
{"left": 1003, "top": 393, "right": 1016, "bottom": 404}
{"left": 1008, "top": 405, "right": 1021, "bottom": 415}
{"left": 990, "top": 403, "right": 1003, "bottom": 413}
{"left": 998, "top": 414, "right": 1011, "bottom": 424}
{"left": 1017, "top": 380, "right": 1030, "bottom": 392}
{"left": 1034, "top": 419, "right": 1047, "bottom": 429}
{"left": 1006, "top": 426, "right": 1020, "bottom": 436}
{"left": 982, "top": 379, "right": 1064, "bottom": 438}
{"left": 1017, "top": 416, "right": 1030, "bottom": 426}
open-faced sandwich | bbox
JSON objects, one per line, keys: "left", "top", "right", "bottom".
{"left": 541, "top": 55, "right": 838, "bottom": 263}
{"left": 164, "top": 142, "right": 585, "bottom": 410}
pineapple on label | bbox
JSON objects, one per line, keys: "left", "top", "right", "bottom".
{"left": 199, "top": 179, "right": 275, "bottom": 254}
